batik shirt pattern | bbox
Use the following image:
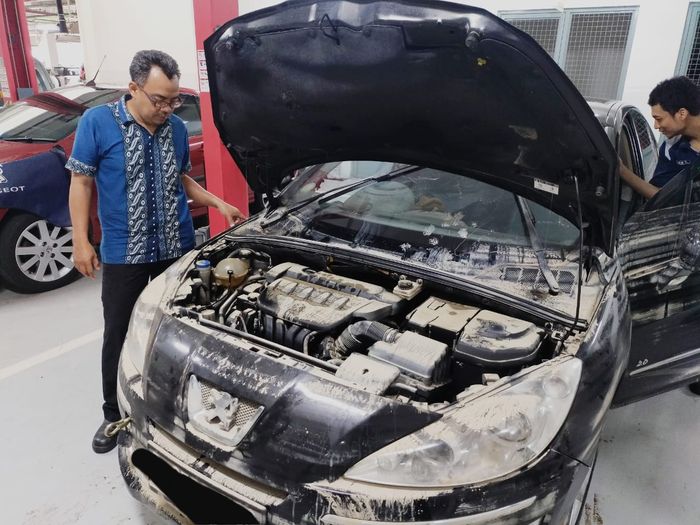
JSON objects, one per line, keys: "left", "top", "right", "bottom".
{"left": 66, "top": 95, "right": 194, "bottom": 264}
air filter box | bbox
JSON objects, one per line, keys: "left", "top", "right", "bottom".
{"left": 455, "top": 310, "right": 541, "bottom": 367}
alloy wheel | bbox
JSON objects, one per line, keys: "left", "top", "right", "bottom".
{"left": 14, "top": 219, "right": 75, "bottom": 283}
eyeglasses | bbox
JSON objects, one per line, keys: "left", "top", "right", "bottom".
{"left": 137, "top": 86, "right": 183, "bottom": 109}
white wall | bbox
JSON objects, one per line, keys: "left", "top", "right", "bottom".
{"left": 76, "top": 0, "right": 198, "bottom": 89}
{"left": 239, "top": 0, "right": 282, "bottom": 14}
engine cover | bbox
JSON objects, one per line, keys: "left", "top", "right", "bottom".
{"left": 258, "top": 263, "right": 403, "bottom": 331}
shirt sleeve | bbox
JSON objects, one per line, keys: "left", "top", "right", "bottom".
{"left": 650, "top": 140, "right": 668, "bottom": 183}
{"left": 65, "top": 110, "right": 99, "bottom": 177}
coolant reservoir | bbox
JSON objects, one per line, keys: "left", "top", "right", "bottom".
{"left": 213, "top": 258, "right": 250, "bottom": 289}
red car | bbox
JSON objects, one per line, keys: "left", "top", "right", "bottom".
{"left": 0, "top": 85, "right": 210, "bottom": 293}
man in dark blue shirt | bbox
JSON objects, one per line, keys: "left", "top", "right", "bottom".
{"left": 620, "top": 77, "right": 700, "bottom": 395}
{"left": 620, "top": 76, "right": 700, "bottom": 198}
{"left": 68, "top": 50, "right": 243, "bottom": 453}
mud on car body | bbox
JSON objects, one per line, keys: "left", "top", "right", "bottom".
{"left": 115, "top": 1, "right": 700, "bottom": 524}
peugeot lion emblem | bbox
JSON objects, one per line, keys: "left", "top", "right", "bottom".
{"left": 186, "top": 375, "right": 264, "bottom": 449}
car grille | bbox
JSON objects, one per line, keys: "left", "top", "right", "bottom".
{"left": 199, "top": 379, "right": 262, "bottom": 429}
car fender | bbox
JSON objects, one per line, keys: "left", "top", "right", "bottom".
{"left": 0, "top": 148, "right": 71, "bottom": 226}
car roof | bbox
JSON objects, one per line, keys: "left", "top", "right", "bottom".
{"left": 587, "top": 99, "right": 621, "bottom": 128}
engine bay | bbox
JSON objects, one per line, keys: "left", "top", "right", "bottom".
{"left": 172, "top": 240, "right": 565, "bottom": 404}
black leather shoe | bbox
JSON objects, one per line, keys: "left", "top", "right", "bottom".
{"left": 92, "top": 419, "right": 118, "bottom": 454}
{"left": 690, "top": 382, "right": 700, "bottom": 396}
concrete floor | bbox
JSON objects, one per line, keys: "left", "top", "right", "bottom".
{"left": 1, "top": 276, "right": 698, "bottom": 525}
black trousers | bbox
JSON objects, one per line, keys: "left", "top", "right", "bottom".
{"left": 101, "top": 258, "right": 176, "bottom": 421}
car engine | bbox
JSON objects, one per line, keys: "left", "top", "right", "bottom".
{"left": 173, "top": 242, "right": 558, "bottom": 403}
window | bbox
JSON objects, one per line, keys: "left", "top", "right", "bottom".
{"left": 676, "top": 3, "right": 700, "bottom": 84}
{"left": 501, "top": 8, "right": 637, "bottom": 99}
{"left": 629, "top": 110, "right": 658, "bottom": 180}
{"left": 503, "top": 13, "right": 560, "bottom": 57}
{"left": 276, "top": 162, "right": 579, "bottom": 253}
{"left": 0, "top": 88, "right": 121, "bottom": 142}
{"left": 174, "top": 95, "right": 202, "bottom": 137}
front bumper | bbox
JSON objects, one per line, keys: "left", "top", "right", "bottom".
{"left": 117, "top": 352, "right": 590, "bottom": 525}
{"left": 118, "top": 425, "right": 565, "bottom": 525}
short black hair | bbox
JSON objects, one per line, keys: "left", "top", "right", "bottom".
{"left": 648, "top": 76, "right": 700, "bottom": 115}
{"left": 129, "top": 50, "right": 180, "bottom": 86}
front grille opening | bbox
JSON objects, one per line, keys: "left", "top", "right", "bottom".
{"left": 199, "top": 379, "right": 263, "bottom": 428}
{"left": 131, "top": 449, "right": 259, "bottom": 524}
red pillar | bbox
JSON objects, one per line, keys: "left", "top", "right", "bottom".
{"left": 0, "top": 0, "right": 38, "bottom": 102}
{"left": 193, "top": 0, "right": 249, "bottom": 236}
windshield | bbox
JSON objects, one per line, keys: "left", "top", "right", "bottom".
{"left": 0, "top": 87, "right": 121, "bottom": 142}
{"left": 279, "top": 161, "right": 406, "bottom": 206}
{"left": 272, "top": 161, "right": 579, "bottom": 253}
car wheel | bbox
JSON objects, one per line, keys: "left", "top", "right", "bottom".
{"left": 0, "top": 212, "right": 81, "bottom": 293}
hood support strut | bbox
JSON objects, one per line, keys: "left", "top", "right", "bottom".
{"left": 564, "top": 175, "right": 585, "bottom": 340}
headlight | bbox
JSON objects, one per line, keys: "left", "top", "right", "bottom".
{"left": 344, "top": 356, "right": 581, "bottom": 488}
{"left": 122, "top": 251, "right": 197, "bottom": 373}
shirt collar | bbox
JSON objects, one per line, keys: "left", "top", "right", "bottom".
{"left": 675, "top": 136, "right": 699, "bottom": 152}
{"left": 118, "top": 94, "right": 171, "bottom": 134}
{"left": 118, "top": 94, "right": 135, "bottom": 125}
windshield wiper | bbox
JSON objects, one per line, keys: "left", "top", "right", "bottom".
{"left": 260, "top": 165, "right": 418, "bottom": 229}
{"left": 0, "top": 136, "right": 55, "bottom": 143}
{"left": 515, "top": 195, "right": 559, "bottom": 295}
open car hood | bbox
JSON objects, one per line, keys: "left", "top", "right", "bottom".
{"left": 204, "top": 0, "right": 618, "bottom": 253}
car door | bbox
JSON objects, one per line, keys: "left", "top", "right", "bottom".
{"left": 613, "top": 148, "right": 700, "bottom": 406}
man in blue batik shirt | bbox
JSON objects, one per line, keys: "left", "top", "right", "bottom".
{"left": 620, "top": 76, "right": 700, "bottom": 199}
{"left": 68, "top": 50, "right": 244, "bottom": 453}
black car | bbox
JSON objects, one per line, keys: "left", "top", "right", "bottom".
{"left": 114, "top": 2, "right": 700, "bottom": 524}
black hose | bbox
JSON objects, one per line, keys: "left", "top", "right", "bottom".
{"left": 211, "top": 288, "right": 234, "bottom": 314}
{"left": 334, "top": 320, "right": 398, "bottom": 357}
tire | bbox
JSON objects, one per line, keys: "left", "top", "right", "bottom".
{"left": 0, "top": 212, "right": 82, "bottom": 293}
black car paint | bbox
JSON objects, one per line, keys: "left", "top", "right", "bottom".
{"left": 115, "top": 1, "right": 700, "bottom": 523}
{"left": 144, "top": 314, "right": 440, "bottom": 492}
{"left": 115, "top": 185, "right": 672, "bottom": 523}
{"left": 613, "top": 165, "right": 700, "bottom": 405}
{"left": 123, "top": 350, "right": 585, "bottom": 524}
{"left": 114, "top": 239, "right": 625, "bottom": 524}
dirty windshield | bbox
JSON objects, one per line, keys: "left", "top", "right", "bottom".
{"left": 273, "top": 161, "right": 579, "bottom": 255}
